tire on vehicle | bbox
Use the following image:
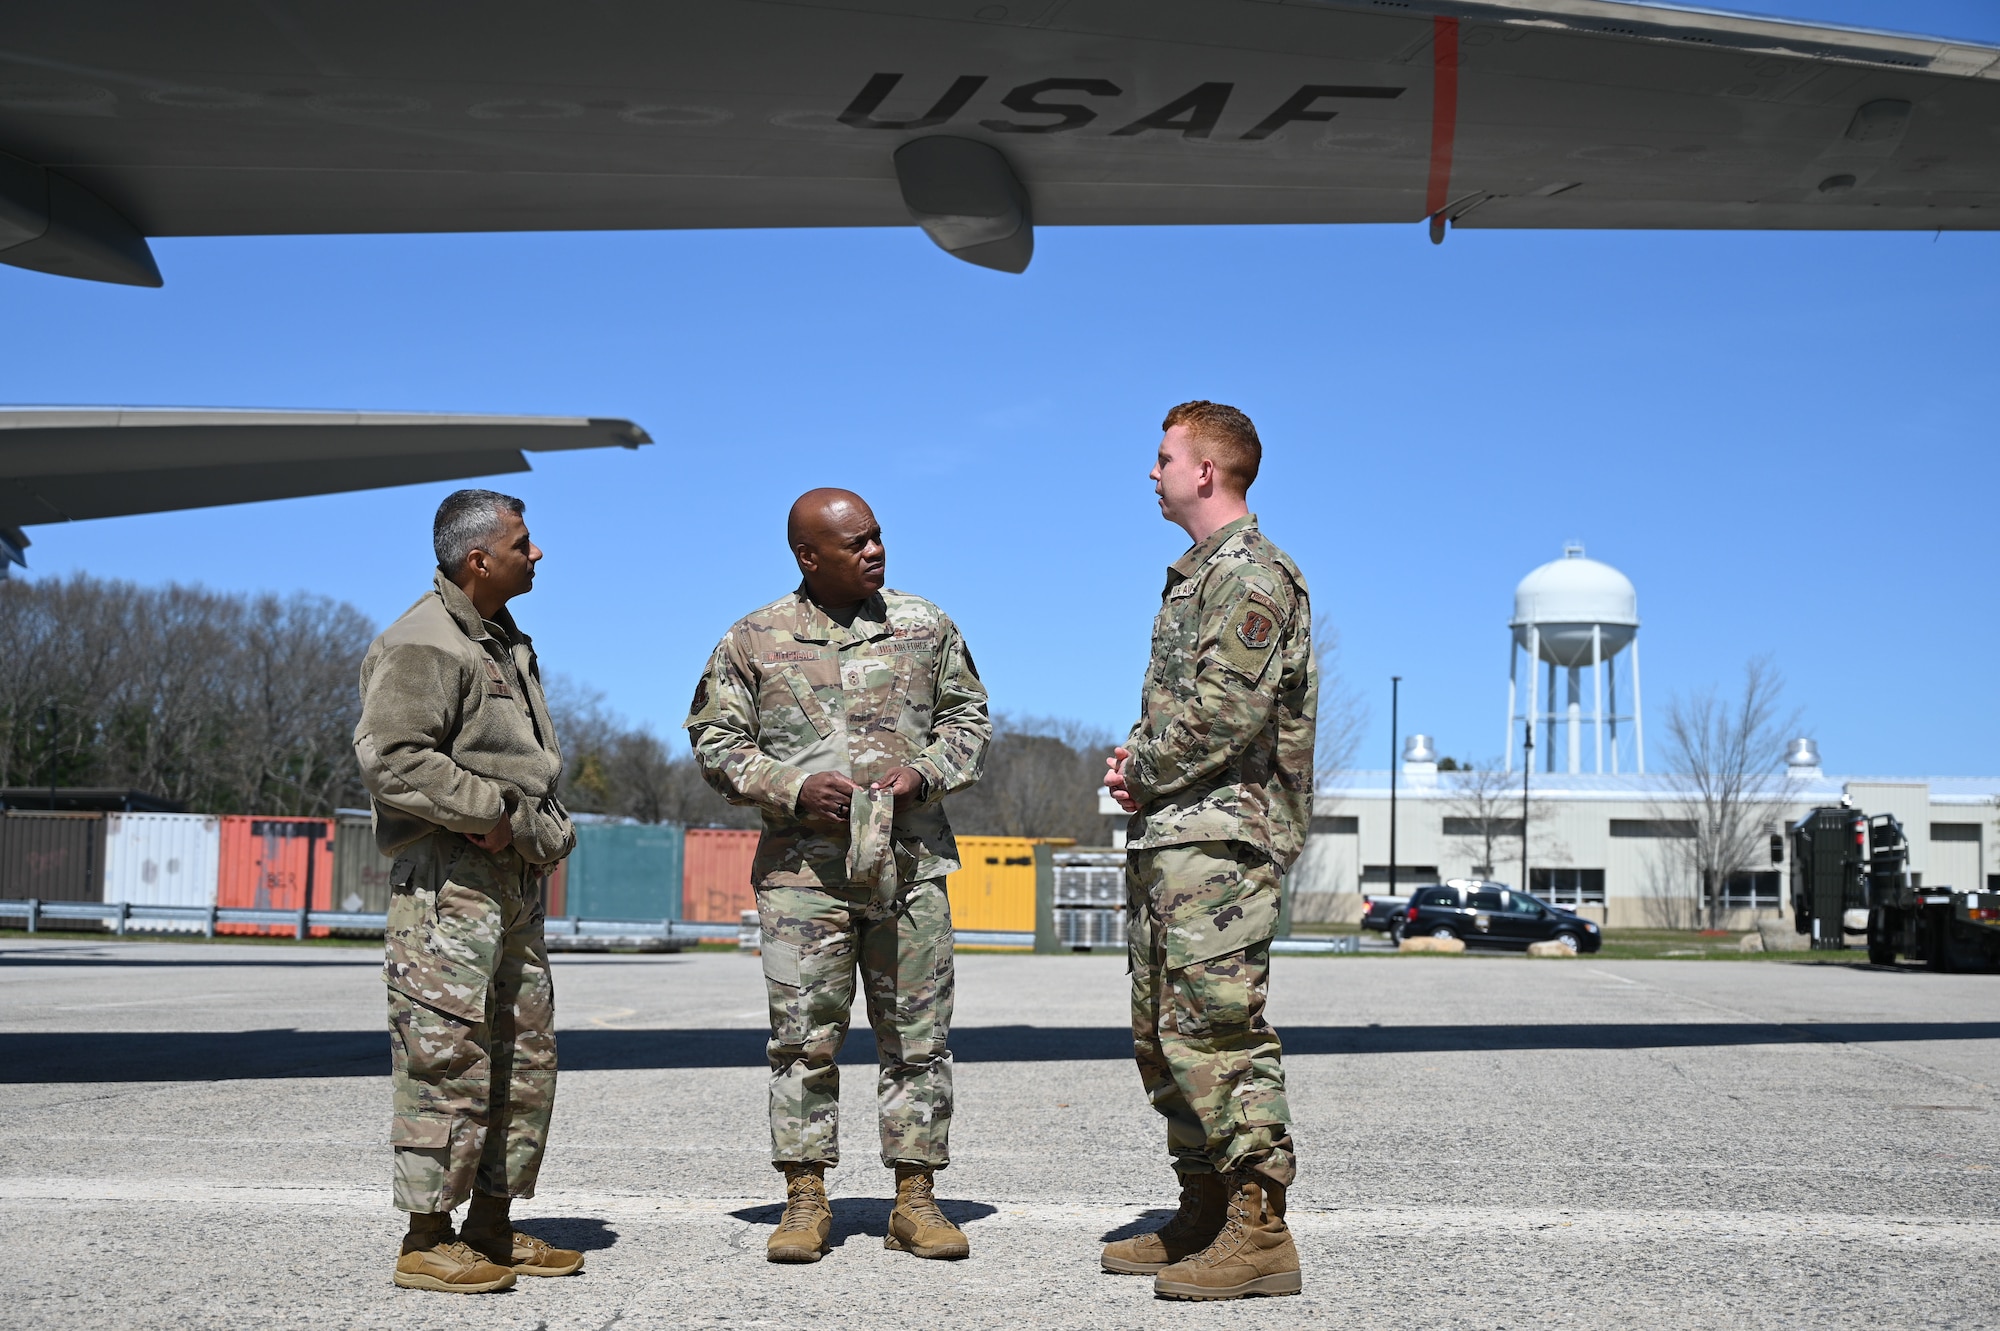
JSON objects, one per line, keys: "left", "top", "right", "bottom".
{"left": 1552, "top": 929, "right": 1581, "bottom": 952}
{"left": 1430, "top": 926, "right": 1457, "bottom": 941}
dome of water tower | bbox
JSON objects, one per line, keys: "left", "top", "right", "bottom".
{"left": 1510, "top": 543, "right": 1638, "bottom": 668}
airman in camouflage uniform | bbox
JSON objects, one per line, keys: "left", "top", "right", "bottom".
{"left": 686, "top": 487, "right": 990, "bottom": 1264}
{"left": 355, "top": 489, "right": 584, "bottom": 1293}
{"left": 1104, "top": 403, "right": 1316, "bottom": 1301}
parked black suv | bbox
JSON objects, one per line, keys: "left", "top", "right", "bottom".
{"left": 1400, "top": 881, "right": 1602, "bottom": 952}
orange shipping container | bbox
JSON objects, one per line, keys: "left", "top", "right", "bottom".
{"left": 217, "top": 815, "right": 335, "bottom": 936}
{"left": 682, "top": 828, "right": 759, "bottom": 924}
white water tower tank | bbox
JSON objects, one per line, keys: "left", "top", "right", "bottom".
{"left": 1507, "top": 544, "right": 1643, "bottom": 775}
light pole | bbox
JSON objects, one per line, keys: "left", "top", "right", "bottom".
{"left": 1520, "top": 717, "right": 1534, "bottom": 892}
{"left": 1389, "top": 676, "right": 1401, "bottom": 899}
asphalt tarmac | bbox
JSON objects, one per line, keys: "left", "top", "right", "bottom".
{"left": 5, "top": 935, "right": 1997, "bottom": 1330}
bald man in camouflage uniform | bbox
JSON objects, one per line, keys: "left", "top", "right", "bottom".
{"left": 686, "top": 487, "right": 990, "bottom": 1264}
{"left": 1104, "top": 402, "right": 1317, "bottom": 1301}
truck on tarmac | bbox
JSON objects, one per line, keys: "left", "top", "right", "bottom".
{"left": 1789, "top": 804, "right": 2000, "bottom": 971}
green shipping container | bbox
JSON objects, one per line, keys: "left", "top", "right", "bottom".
{"left": 565, "top": 823, "right": 683, "bottom": 921}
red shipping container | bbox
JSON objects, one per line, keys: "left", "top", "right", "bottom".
{"left": 217, "top": 815, "right": 335, "bottom": 936}
{"left": 543, "top": 858, "right": 567, "bottom": 919}
{"left": 682, "top": 828, "right": 758, "bottom": 923}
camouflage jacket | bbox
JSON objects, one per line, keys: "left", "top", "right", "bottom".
{"left": 1124, "top": 514, "right": 1317, "bottom": 870}
{"left": 354, "top": 572, "right": 575, "bottom": 866}
{"left": 685, "top": 585, "right": 991, "bottom": 888}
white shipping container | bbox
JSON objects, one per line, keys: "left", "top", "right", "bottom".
{"left": 103, "top": 813, "right": 221, "bottom": 931}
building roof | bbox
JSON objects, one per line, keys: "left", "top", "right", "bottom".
{"left": 1319, "top": 771, "right": 2000, "bottom": 807}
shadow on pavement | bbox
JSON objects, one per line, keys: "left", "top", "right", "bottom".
{"left": 515, "top": 1215, "right": 620, "bottom": 1252}
{"left": 1100, "top": 1209, "right": 1175, "bottom": 1243}
{"left": 729, "top": 1196, "right": 998, "bottom": 1247}
{"left": 5, "top": 1021, "right": 1999, "bottom": 1083}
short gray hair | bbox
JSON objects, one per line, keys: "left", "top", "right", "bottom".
{"left": 433, "top": 489, "right": 525, "bottom": 575}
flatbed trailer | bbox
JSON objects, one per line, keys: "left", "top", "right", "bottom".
{"left": 1791, "top": 806, "right": 2000, "bottom": 971}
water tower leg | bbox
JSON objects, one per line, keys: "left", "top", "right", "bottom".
{"left": 1545, "top": 650, "right": 1557, "bottom": 774}
{"left": 1505, "top": 640, "right": 1519, "bottom": 774}
{"left": 1525, "top": 626, "right": 1541, "bottom": 777}
{"left": 1566, "top": 666, "right": 1581, "bottom": 775}
{"left": 1608, "top": 653, "right": 1620, "bottom": 775}
{"left": 1592, "top": 625, "right": 1604, "bottom": 775}
{"left": 1631, "top": 637, "right": 1645, "bottom": 774}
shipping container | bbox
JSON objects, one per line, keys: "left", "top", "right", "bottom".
{"left": 333, "top": 816, "right": 396, "bottom": 915}
{"left": 947, "top": 836, "right": 1044, "bottom": 933}
{"left": 0, "top": 811, "right": 106, "bottom": 904}
{"left": 543, "top": 858, "right": 567, "bottom": 919}
{"left": 102, "top": 813, "right": 220, "bottom": 931}
{"left": 682, "top": 828, "right": 759, "bottom": 923}
{"left": 565, "top": 823, "right": 682, "bottom": 921}
{"left": 216, "top": 815, "right": 335, "bottom": 936}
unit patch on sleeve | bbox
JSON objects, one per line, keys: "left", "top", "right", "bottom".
{"left": 1236, "top": 608, "right": 1274, "bottom": 651}
{"left": 1214, "top": 593, "right": 1284, "bottom": 679}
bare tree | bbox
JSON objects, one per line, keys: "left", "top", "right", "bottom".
{"left": 948, "top": 713, "right": 1114, "bottom": 841}
{"left": 1439, "top": 760, "right": 1567, "bottom": 881}
{"left": 1644, "top": 656, "right": 1801, "bottom": 930}
{"left": 1312, "top": 615, "right": 1366, "bottom": 786}
{"left": 544, "top": 676, "right": 758, "bottom": 828}
{"left": 0, "top": 574, "right": 371, "bottom": 814}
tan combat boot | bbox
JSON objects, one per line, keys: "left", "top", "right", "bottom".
{"left": 1152, "top": 1171, "right": 1301, "bottom": 1301}
{"left": 393, "top": 1211, "right": 517, "bottom": 1293}
{"left": 460, "top": 1193, "right": 585, "bottom": 1277}
{"left": 884, "top": 1164, "right": 970, "bottom": 1260}
{"left": 767, "top": 1162, "right": 834, "bottom": 1263}
{"left": 1101, "top": 1169, "right": 1229, "bottom": 1274}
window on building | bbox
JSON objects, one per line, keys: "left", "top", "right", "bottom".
{"left": 1720, "top": 872, "right": 1781, "bottom": 907}
{"left": 1609, "top": 820, "right": 1696, "bottom": 839}
{"left": 1362, "top": 865, "right": 1438, "bottom": 886}
{"left": 1931, "top": 823, "right": 1981, "bottom": 842}
{"left": 1310, "top": 816, "right": 1359, "bottom": 835}
{"left": 1442, "top": 817, "right": 1524, "bottom": 837}
{"left": 1530, "top": 868, "right": 1607, "bottom": 906}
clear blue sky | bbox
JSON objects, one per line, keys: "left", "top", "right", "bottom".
{"left": 5, "top": 1, "right": 1996, "bottom": 778}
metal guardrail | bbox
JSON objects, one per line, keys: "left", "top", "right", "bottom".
{"left": 0, "top": 898, "right": 385, "bottom": 939}
{"left": 0, "top": 899, "right": 1355, "bottom": 954}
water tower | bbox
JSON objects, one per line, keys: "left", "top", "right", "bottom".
{"left": 1506, "top": 543, "right": 1643, "bottom": 774}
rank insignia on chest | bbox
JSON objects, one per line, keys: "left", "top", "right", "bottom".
{"left": 1236, "top": 609, "right": 1275, "bottom": 651}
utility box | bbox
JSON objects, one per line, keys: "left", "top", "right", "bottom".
{"left": 1790, "top": 807, "right": 1866, "bottom": 950}
{"left": 1043, "top": 848, "right": 1127, "bottom": 953}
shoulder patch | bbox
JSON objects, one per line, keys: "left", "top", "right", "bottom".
{"left": 1213, "top": 592, "right": 1286, "bottom": 681}
{"left": 1235, "top": 607, "right": 1275, "bottom": 652}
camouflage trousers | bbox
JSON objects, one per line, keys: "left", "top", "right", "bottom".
{"left": 1126, "top": 840, "right": 1296, "bottom": 1187}
{"left": 384, "top": 834, "right": 557, "bottom": 1213}
{"left": 757, "top": 877, "right": 954, "bottom": 1170}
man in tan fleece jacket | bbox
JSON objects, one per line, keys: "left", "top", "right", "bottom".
{"left": 355, "top": 488, "right": 582, "bottom": 1293}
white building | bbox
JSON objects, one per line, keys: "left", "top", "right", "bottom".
{"left": 1289, "top": 742, "right": 2000, "bottom": 929}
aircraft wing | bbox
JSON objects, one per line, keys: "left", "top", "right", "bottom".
{"left": 1, "top": 0, "right": 1996, "bottom": 281}
{"left": 0, "top": 408, "right": 651, "bottom": 568}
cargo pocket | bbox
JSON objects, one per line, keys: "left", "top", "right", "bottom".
{"left": 385, "top": 877, "right": 499, "bottom": 1025}
{"left": 761, "top": 934, "right": 803, "bottom": 989}
{"left": 390, "top": 1110, "right": 454, "bottom": 1150}
{"left": 1164, "top": 869, "right": 1280, "bottom": 973}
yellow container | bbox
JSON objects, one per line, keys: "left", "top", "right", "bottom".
{"left": 947, "top": 836, "right": 1068, "bottom": 933}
